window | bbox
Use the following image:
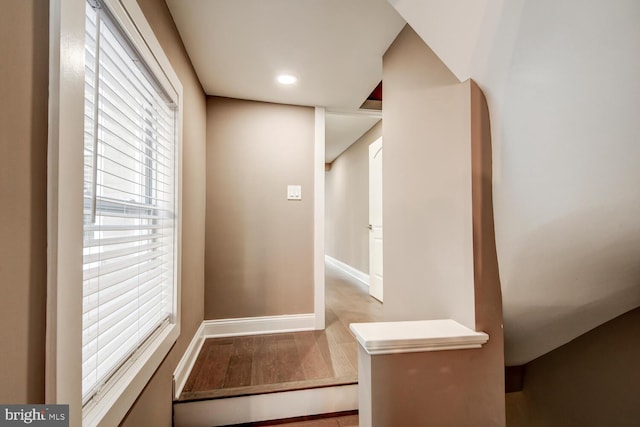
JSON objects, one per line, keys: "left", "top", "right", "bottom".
{"left": 47, "top": 0, "right": 182, "bottom": 424}
{"left": 82, "top": 0, "right": 177, "bottom": 404}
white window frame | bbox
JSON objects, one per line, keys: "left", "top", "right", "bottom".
{"left": 46, "top": 0, "right": 183, "bottom": 425}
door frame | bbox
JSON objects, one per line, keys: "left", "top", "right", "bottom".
{"left": 314, "top": 107, "right": 326, "bottom": 329}
{"left": 318, "top": 108, "right": 383, "bottom": 327}
{"left": 368, "top": 136, "right": 383, "bottom": 301}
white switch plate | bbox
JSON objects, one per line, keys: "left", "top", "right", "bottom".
{"left": 287, "top": 185, "right": 302, "bottom": 200}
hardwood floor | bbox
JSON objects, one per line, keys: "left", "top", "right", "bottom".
{"left": 178, "top": 262, "right": 383, "bottom": 402}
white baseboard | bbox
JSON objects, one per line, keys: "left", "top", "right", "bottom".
{"left": 325, "top": 255, "right": 370, "bottom": 286}
{"left": 202, "top": 313, "right": 316, "bottom": 338}
{"left": 173, "top": 322, "right": 205, "bottom": 399}
{"left": 174, "top": 384, "right": 358, "bottom": 427}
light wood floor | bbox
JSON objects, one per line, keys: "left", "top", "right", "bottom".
{"left": 178, "top": 262, "right": 383, "bottom": 402}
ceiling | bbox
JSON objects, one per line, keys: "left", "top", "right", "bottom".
{"left": 325, "top": 114, "right": 381, "bottom": 162}
{"left": 165, "top": 0, "right": 405, "bottom": 110}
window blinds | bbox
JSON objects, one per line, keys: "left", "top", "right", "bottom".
{"left": 82, "top": 1, "right": 177, "bottom": 403}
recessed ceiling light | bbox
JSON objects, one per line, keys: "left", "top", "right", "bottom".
{"left": 277, "top": 74, "right": 297, "bottom": 85}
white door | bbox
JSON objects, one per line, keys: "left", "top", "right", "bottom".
{"left": 369, "top": 137, "right": 383, "bottom": 302}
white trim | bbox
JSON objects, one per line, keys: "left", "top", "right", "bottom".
{"left": 173, "top": 323, "right": 205, "bottom": 399}
{"left": 349, "top": 319, "right": 489, "bottom": 356}
{"left": 47, "top": 3, "right": 85, "bottom": 424}
{"left": 314, "top": 107, "right": 326, "bottom": 330}
{"left": 119, "top": 0, "right": 181, "bottom": 96}
{"left": 83, "top": 324, "right": 179, "bottom": 426}
{"left": 120, "top": 0, "right": 184, "bottom": 350}
{"left": 357, "top": 347, "right": 372, "bottom": 427}
{"left": 173, "top": 384, "right": 358, "bottom": 427}
{"left": 47, "top": 1, "right": 183, "bottom": 426}
{"left": 325, "top": 255, "right": 370, "bottom": 286}
{"left": 203, "top": 314, "right": 316, "bottom": 338}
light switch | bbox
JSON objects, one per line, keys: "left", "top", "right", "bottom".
{"left": 287, "top": 185, "right": 302, "bottom": 200}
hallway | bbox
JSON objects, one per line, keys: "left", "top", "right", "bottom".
{"left": 178, "top": 262, "right": 383, "bottom": 403}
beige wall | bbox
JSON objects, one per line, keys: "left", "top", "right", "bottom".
{"left": 370, "top": 347, "right": 503, "bottom": 426}
{"left": 120, "top": 0, "right": 207, "bottom": 425}
{"left": 506, "top": 307, "right": 640, "bottom": 427}
{"left": 325, "top": 121, "right": 382, "bottom": 273}
{"left": 205, "top": 97, "right": 315, "bottom": 319}
{"left": 367, "top": 25, "right": 505, "bottom": 426}
{"left": 0, "top": 0, "right": 49, "bottom": 404}
{"left": 382, "top": 25, "right": 475, "bottom": 328}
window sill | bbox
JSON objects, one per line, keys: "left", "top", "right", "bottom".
{"left": 82, "top": 323, "right": 179, "bottom": 427}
